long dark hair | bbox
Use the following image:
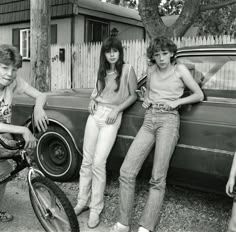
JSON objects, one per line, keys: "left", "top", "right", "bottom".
{"left": 96, "top": 37, "right": 124, "bottom": 95}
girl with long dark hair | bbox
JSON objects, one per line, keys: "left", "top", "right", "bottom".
{"left": 74, "top": 37, "right": 137, "bottom": 229}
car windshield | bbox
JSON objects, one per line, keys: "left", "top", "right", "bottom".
{"left": 177, "top": 55, "right": 236, "bottom": 91}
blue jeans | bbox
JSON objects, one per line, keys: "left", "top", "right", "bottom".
{"left": 119, "top": 108, "right": 180, "bottom": 231}
{"left": 77, "top": 105, "right": 122, "bottom": 214}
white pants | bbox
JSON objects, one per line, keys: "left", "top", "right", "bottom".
{"left": 77, "top": 105, "right": 122, "bottom": 214}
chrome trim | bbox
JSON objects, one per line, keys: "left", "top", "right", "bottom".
{"left": 203, "top": 100, "right": 236, "bottom": 105}
{"left": 117, "top": 134, "right": 135, "bottom": 140}
{"left": 176, "top": 144, "right": 234, "bottom": 156}
{"left": 117, "top": 134, "right": 234, "bottom": 156}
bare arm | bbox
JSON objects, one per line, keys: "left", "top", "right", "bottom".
{"left": 0, "top": 123, "right": 37, "bottom": 149}
{"left": 229, "top": 152, "right": 236, "bottom": 179}
{"left": 88, "top": 83, "right": 100, "bottom": 115}
{"left": 115, "top": 66, "right": 138, "bottom": 113}
{"left": 166, "top": 64, "right": 204, "bottom": 109}
{"left": 0, "top": 123, "right": 28, "bottom": 134}
{"left": 226, "top": 152, "right": 236, "bottom": 196}
{"left": 142, "top": 65, "right": 155, "bottom": 109}
{"left": 24, "top": 85, "right": 48, "bottom": 132}
{"left": 178, "top": 64, "right": 204, "bottom": 104}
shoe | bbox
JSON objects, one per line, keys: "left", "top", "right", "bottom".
{"left": 0, "top": 211, "right": 13, "bottom": 222}
{"left": 138, "top": 226, "right": 150, "bottom": 232}
{"left": 87, "top": 212, "right": 100, "bottom": 229}
{"left": 110, "top": 222, "right": 130, "bottom": 232}
{"left": 74, "top": 204, "right": 89, "bottom": 216}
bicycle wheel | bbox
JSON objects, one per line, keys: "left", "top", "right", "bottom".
{"left": 29, "top": 176, "right": 79, "bottom": 232}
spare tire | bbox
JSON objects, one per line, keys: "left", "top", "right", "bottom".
{"left": 34, "top": 125, "right": 81, "bottom": 182}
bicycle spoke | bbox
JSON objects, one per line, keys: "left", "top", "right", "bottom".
{"left": 51, "top": 208, "right": 70, "bottom": 225}
{"left": 49, "top": 219, "right": 65, "bottom": 232}
{"left": 36, "top": 188, "right": 52, "bottom": 209}
{"left": 48, "top": 188, "right": 57, "bottom": 209}
{"left": 36, "top": 186, "right": 70, "bottom": 230}
{"left": 30, "top": 177, "right": 79, "bottom": 232}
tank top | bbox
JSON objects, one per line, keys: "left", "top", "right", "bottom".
{"left": 147, "top": 65, "right": 185, "bottom": 103}
{"left": 91, "top": 64, "right": 132, "bottom": 107}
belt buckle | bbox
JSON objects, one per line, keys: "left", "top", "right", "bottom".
{"left": 158, "top": 103, "right": 165, "bottom": 112}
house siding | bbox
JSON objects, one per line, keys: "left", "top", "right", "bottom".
{"left": 54, "top": 18, "right": 71, "bottom": 44}
{"left": 0, "top": 22, "right": 31, "bottom": 83}
{"left": 0, "top": 0, "right": 145, "bottom": 84}
{"left": 110, "top": 21, "right": 144, "bottom": 41}
{"left": 0, "top": 0, "right": 73, "bottom": 25}
{"left": 74, "top": 14, "right": 85, "bottom": 43}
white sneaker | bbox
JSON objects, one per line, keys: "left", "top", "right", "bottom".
{"left": 138, "top": 226, "right": 150, "bottom": 232}
{"left": 110, "top": 222, "right": 130, "bottom": 232}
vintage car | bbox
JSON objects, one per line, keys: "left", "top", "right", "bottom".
{"left": 12, "top": 44, "right": 236, "bottom": 194}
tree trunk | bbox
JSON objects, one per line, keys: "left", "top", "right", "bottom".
{"left": 138, "top": 0, "right": 166, "bottom": 38}
{"left": 139, "top": 0, "right": 201, "bottom": 38}
{"left": 138, "top": 0, "right": 236, "bottom": 38}
{"left": 30, "top": 0, "right": 51, "bottom": 92}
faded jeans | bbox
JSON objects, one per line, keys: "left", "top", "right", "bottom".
{"left": 119, "top": 108, "right": 180, "bottom": 231}
{"left": 77, "top": 105, "right": 122, "bottom": 214}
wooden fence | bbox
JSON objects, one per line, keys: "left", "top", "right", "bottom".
{"left": 50, "top": 35, "right": 236, "bottom": 90}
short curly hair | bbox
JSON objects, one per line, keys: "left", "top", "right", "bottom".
{"left": 147, "top": 36, "right": 177, "bottom": 64}
{"left": 0, "top": 44, "right": 22, "bottom": 68}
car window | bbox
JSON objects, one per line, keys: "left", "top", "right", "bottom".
{"left": 177, "top": 56, "right": 236, "bottom": 91}
{"left": 177, "top": 55, "right": 236, "bottom": 101}
{"left": 137, "top": 55, "right": 236, "bottom": 102}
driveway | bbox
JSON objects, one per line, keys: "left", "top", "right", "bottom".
{"left": 0, "top": 180, "right": 109, "bottom": 232}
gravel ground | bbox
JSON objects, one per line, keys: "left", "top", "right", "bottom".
{"left": 55, "top": 173, "right": 232, "bottom": 232}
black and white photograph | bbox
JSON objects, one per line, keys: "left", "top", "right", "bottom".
{"left": 0, "top": 0, "right": 236, "bottom": 231}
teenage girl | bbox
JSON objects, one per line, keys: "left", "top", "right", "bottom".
{"left": 74, "top": 37, "right": 138, "bottom": 229}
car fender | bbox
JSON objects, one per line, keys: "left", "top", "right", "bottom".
{"left": 26, "top": 109, "right": 83, "bottom": 157}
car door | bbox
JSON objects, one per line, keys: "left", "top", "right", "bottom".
{"left": 169, "top": 51, "right": 236, "bottom": 193}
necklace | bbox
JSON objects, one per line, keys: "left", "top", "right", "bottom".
{"left": 106, "top": 70, "right": 116, "bottom": 75}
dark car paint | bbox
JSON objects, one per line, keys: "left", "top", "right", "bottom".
{"left": 12, "top": 45, "right": 236, "bottom": 194}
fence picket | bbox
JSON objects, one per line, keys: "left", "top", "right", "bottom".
{"left": 51, "top": 35, "right": 236, "bottom": 90}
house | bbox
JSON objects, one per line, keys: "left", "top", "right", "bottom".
{"left": 0, "top": 0, "right": 145, "bottom": 83}
{"left": 0, "top": 0, "right": 198, "bottom": 85}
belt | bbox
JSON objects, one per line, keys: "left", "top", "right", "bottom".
{"left": 149, "top": 103, "right": 177, "bottom": 112}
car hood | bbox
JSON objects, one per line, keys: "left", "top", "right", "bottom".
{"left": 13, "top": 88, "right": 93, "bottom": 109}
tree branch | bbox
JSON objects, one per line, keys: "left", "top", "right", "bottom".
{"left": 200, "top": 0, "right": 236, "bottom": 11}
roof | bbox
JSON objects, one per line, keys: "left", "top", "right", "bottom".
{"left": 0, "top": 0, "right": 178, "bottom": 28}
{"left": 0, "top": 0, "right": 73, "bottom": 25}
{"left": 0, "top": 0, "right": 142, "bottom": 26}
{"left": 72, "top": 1, "right": 178, "bottom": 27}
{"left": 72, "top": 0, "right": 142, "bottom": 26}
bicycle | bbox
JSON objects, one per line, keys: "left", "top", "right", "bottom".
{"left": 0, "top": 134, "right": 80, "bottom": 232}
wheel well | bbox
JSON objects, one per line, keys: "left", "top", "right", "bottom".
{"left": 27, "top": 120, "right": 83, "bottom": 157}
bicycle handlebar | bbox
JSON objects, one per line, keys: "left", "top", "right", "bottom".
{"left": 0, "top": 136, "right": 25, "bottom": 150}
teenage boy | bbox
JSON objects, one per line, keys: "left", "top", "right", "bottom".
{"left": 0, "top": 44, "right": 48, "bottom": 222}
